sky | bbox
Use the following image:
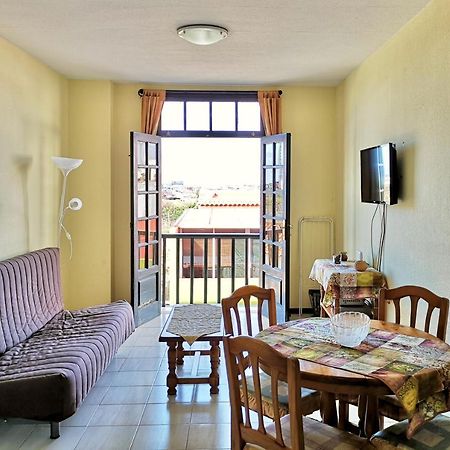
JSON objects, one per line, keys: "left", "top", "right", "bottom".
{"left": 161, "top": 138, "right": 260, "bottom": 187}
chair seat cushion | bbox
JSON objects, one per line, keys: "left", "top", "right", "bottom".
{"left": 241, "top": 371, "right": 320, "bottom": 419}
{"left": 0, "top": 300, "right": 134, "bottom": 422}
{"left": 378, "top": 394, "right": 408, "bottom": 421}
{"left": 370, "top": 414, "right": 450, "bottom": 449}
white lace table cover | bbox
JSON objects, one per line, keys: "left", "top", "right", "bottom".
{"left": 167, "top": 304, "right": 222, "bottom": 345}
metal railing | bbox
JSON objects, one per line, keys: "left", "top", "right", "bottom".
{"left": 162, "top": 232, "right": 260, "bottom": 305}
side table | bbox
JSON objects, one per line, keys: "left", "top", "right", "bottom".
{"left": 309, "top": 259, "right": 386, "bottom": 318}
{"left": 159, "top": 305, "right": 223, "bottom": 395}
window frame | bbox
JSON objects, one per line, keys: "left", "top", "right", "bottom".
{"left": 159, "top": 90, "right": 264, "bottom": 138}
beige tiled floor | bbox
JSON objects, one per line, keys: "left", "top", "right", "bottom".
{"left": 0, "top": 307, "right": 232, "bottom": 450}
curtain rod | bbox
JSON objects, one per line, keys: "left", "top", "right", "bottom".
{"left": 137, "top": 89, "right": 282, "bottom": 97}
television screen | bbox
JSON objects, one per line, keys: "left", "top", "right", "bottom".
{"left": 360, "top": 143, "right": 398, "bottom": 205}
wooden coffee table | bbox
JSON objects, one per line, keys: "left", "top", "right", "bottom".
{"left": 159, "top": 307, "right": 223, "bottom": 395}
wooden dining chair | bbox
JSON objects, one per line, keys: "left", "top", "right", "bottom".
{"left": 339, "top": 285, "right": 449, "bottom": 430}
{"left": 222, "top": 285, "right": 278, "bottom": 336}
{"left": 221, "top": 285, "right": 320, "bottom": 418}
{"left": 223, "top": 335, "right": 371, "bottom": 450}
{"left": 377, "top": 285, "right": 449, "bottom": 423}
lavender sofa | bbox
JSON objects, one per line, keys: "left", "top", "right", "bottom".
{"left": 0, "top": 248, "right": 135, "bottom": 438}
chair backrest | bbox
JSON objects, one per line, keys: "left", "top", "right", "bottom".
{"left": 224, "top": 335, "right": 303, "bottom": 450}
{"left": 379, "top": 286, "right": 449, "bottom": 340}
{"left": 222, "top": 285, "right": 277, "bottom": 336}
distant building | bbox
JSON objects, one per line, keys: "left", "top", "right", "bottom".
{"left": 174, "top": 190, "right": 260, "bottom": 277}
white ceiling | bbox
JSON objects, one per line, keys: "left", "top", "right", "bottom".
{"left": 0, "top": 0, "right": 430, "bottom": 86}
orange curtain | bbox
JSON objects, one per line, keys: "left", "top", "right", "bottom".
{"left": 140, "top": 89, "right": 166, "bottom": 134}
{"left": 257, "top": 90, "right": 281, "bottom": 136}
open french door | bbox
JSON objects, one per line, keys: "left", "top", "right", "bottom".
{"left": 260, "top": 133, "right": 291, "bottom": 322}
{"left": 130, "top": 132, "right": 162, "bottom": 326}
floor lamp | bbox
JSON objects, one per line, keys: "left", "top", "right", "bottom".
{"left": 52, "top": 157, "right": 83, "bottom": 256}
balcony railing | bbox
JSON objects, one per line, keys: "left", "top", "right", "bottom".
{"left": 162, "top": 232, "right": 260, "bottom": 305}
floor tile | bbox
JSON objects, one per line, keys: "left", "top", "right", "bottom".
{"left": 0, "top": 423, "right": 35, "bottom": 449}
{"left": 74, "top": 425, "right": 137, "bottom": 450}
{"left": 94, "top": 371, "right": 115, "bottom": 387}
{"left": 89, "top": 404, "right": 146, "bottom": 426}
{"left": 82, "top": 386, "right": 109, "bottom": 405}
{"left": 128, "top": 346, "right": 166, "bottom": 359}
{"left": 140, "top": 403, "right": 192, "bottom": 425}
{"left": 147, "top": 385, "right": 194, "bottom": 403}
{"left": 153, "top": 370, "right": 170, "bottom": 386}
{"left": 121, "top": 357, "right": 163, "bottom": 371}
{"left": 191, "top": 403, "right": 231, "bottom": 424}
{"left": 101, "top": 386, "right": 151, "bottom": 404}
{"left": 105, "top": 358, "right": 126, "bottom": 372}
{"left": 193, "top": 384, "right": 229, "bottom": 403}
{"left": 186, "top": 423, "right": 231, "bottom": 449}
{"left": 61, "top": 404, "right": 98, "bottom": 426}
{"left": 19, "top": 425, "right": 85, "bottom": 450}
{"left": 109, "top": 370, "right": 158, "bottom": 386}
{"left": 131, "top": 424, "right": 189, "bottom": 450}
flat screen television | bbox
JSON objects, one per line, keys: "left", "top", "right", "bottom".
{"left": 360, "top": 143, "right": 398, "bottom": 205}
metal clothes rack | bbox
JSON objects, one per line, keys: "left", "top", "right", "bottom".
{"left": 298, "top": 216, "right": 334, "bottom": 317}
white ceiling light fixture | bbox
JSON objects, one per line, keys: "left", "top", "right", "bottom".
{"left": 177, "top": 24, "right": 228, "bottom": 46}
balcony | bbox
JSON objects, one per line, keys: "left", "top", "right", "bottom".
{"left": 162, "top": 232, "right": 260, "bottom": 305}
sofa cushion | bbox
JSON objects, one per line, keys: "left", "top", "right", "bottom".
{"left": 0, "top": 300, "right": 134, "bottom": 422}
{"left": 0, "top": 248, "right": 63, "bottom": 354}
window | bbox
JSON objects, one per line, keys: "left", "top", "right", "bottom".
{"left": 160, "top": 91, "right": 263, "bottom": 138}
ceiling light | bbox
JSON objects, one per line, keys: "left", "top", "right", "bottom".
{"left": 177, "top": 24, "right": 228, "bottom": 46}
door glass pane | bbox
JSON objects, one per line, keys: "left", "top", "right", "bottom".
{"left": 148, "top": 244, "right": 157, "bottom": 266}
{"left": 264, "top": 169, "right": 273, "bottom": 190}
{"left": 186, "top": 102, "right": 209, "bottom": 130}
{"left": 274, "top": 168, "right": 284, "bottom": 190}
{"left": 277, "top": 245, "right": 283, "bottom": 269}
{"left": 275, "top": 142, "right": 284, "bottom": 165}
{"left": 273, "top": 246, "right": 280, "bottom": 268}
{"left": 137, "top": 168, "right": 146, "bottom": 192}
{"left": 139, "top": 246, "right": 147, "bottom": 270}
{"left": 148, "top": 168, "right": 157, "bottom": 191}
{"left": 138, "top": 194, "right": 146, "bottom": 217}
{"left": 212, "top": 102, "right": 235, "bottom": 131}
{"left": 265, "top": 194, "right": 273, "bottom": 217}
{"left": 147, "top": 143, "right": 157, "bottom": 166}
{"left": 264, "top": 143, "right": 273, "bottom": 166}
{"left": 148, "top": 218, "right": 158, "bottom": 241}
{"left": 137, "top": 141, "right": 146, "bottom": 165}
{"left": 274, "top": 221, "right": 285, "bottom": 242}
{"left": 148, "top": 194, "right": 157, "bottom": 216}
{"left": 264, "top": 221, "right": 273, "bottom": 241}
{"left": 264, "top": 243, "right": 272, "bottom": 265}
{"left": 275, "top": 192, "right": 283, "bottom": 216}
{"left": 138, "top": 220, "right": 147, "bottom": 244}
{"left": 161, "top": 101, "right": 184, "bottom": 130}
{"left": 238, "top": 102, "right": 261, "bottom": 131}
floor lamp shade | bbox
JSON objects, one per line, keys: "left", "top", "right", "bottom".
{"left": 52, "top": 156, "right": 83, "bottom": 255}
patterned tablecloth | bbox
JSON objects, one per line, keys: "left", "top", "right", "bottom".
{"left": 309, "top": 259, "right": 386, "bottom": 306}
{"left": 257, "top": 318, "right": 450, "bottom": 438}
{"left": 167, "top": 304, "right": 222, "bottom": 345}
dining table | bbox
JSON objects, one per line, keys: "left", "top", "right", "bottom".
{"left": 256, "top": 317, "right": 450, "bottom": 438}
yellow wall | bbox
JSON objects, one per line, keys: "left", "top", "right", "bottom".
{"left": 339, "top": 0, "right": 450, "bottom": 323}
{"left": 111, "top": 84, "right": 340, "bottom": 310}
{"left": 283, "top": 87, "right": 340, "bottom": 309}
{"left": 0, "top": 36, "right": 66, "bottom": 260}
{"left": 64, "top": 80, "right": 113, "bottom": 309}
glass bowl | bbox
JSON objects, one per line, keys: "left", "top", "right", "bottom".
{"left": 330, "top": 312, "right": 370, "bottom": 347}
